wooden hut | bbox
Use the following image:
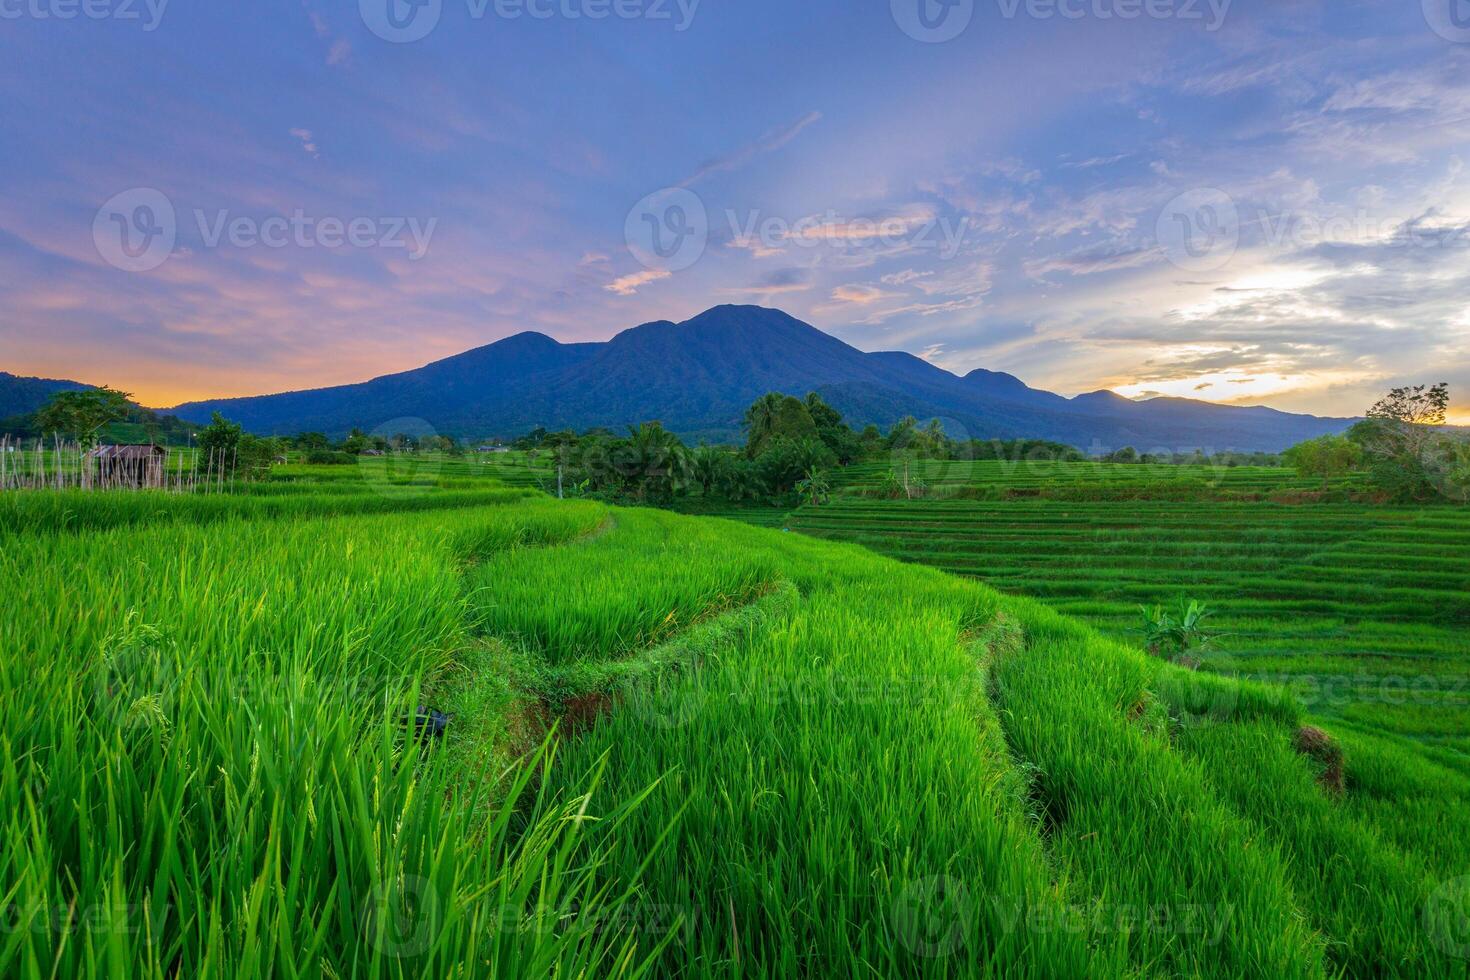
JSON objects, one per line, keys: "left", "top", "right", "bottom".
{"left": 89, "top": 444, "right": 168, "bottom": 488}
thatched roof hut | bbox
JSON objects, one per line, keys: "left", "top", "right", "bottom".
{"left": 88, "top": 444, "right": 168, "bottom": 487}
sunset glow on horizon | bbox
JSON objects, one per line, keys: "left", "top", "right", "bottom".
{"left": 2, "top": 1, "right": 1467, "bottom": 421}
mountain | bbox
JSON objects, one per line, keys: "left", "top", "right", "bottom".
{"left": 0, "top": 372, "right": 94, "bottom": 420}
{"left": 167, "top": 305, "right": 1354, "bottom": 451}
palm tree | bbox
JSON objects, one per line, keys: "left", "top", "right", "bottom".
{"left": 691, "top": 445, "right": 726, "bottom": 495}
{"left": 625, "top": 422, "right": 693, "bottom": 502}
{"left": 743, "top": 393, "right": 787, "bottom": 458}
{"left": 717, "top": 458, "right": 760, "bottom": 502}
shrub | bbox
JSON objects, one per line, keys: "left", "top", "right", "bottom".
{"left": 1132, "top": 600, "right": 1220, "bottom": 663}
{"left": 306, "top": 449, "right": 355, "bottom": 465}
{"left": 1293, "top": 725, "right": 1345, "bottom": 795}
{"left": 1283, "top": 434, "right": 1362, "bottom": 490}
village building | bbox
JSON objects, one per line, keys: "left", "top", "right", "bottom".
{"left": 88, "top": 444, "right": 168, "bottom": 488}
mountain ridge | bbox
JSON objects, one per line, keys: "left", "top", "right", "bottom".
{"left": 13, "top": 306, "right": 1356, "bottom": 451}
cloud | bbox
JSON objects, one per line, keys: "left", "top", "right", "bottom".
{"left": 604, "top": 269, "right": 671, "bottom": 296}
{"left": 724, "top": 236, "right": 786, "bottom": 259}
{"left": 719, "top": 267, "right": 813, "bottom": 297}
{"left": 290, "top": 128, "right": 319, "bottom": 158}
{"left": 881, "top": 269, "right": 933, "bottom": 287}
{"left": 1061, "top": 154, "right": 1129, "bottom": 170}
{"left": 1025, "top": 244, "right": 1161, "bottom": 279}
{"left": 828, "top": 283, "right": 896, "bottom": 305}
{"left": 327, "top": 39, "right": 352, "bottom": 67}
{"left": 909, "top": 260, "right": 993, "bottom": 298}
{"left": 853, "top": 294, "right": 986, "bottom": 325}
{"left": 788, "top": 204, "right": 939, "bottom": 244}
{"left": 680, "top": 111, "right": 822, "bottom": 187}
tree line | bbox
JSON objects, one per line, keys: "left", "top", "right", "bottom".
{"left": 1283, "top": 384, "right": 1469, "bottom": 501}
{"left": 513, "top": 392, "right": 1085, "bottom": 506}
{"left": 22, "top": 381, "right": 1466, "bottom": 504}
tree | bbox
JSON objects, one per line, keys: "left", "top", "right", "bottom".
{"left": 598, "top": 422, "right": 693, "bottom": 502}
{"left": 755, "top": 436, "right": 835, "bottom": 496}
{"left": 295, "top": 432, "right": 330, "bottom": 450}
{"left": 884, "top": 417, "right": 919, "bottom": 452}
{"left": 743, "top": 394, "right": 818, "bottom": 458}
{"left": 805, "top": 392, "right": 863, "bottom": 463}
{"left": 743, "top": 393, "right": 785, "bottom": 457}
{"left": 716, "top": 457, "right": 761, "bottom": 502}
{"left": 236, "top": 434, "right": 280, "bottom": 478}
{"left": 1283, "top": 434, "right": 1362, "bottom": 490}
{"left": 36, "top": 387, "right": 132, "bottom": 445}
{"left": 1349, "top": 383, "right": 1456, "bottom": 501}
{"left": 197, "top": 412, "right": 243, "bottom": 475}
{"left": 804, "top": 392, "right": 842, "bottom": 430}
{"left": 542, "top": 431, "right": 581, "bottom": 498}
{"left": 795, "top": 467, "right": 832, "bottom": 506}
{"left": 919, "top": 418, "right": 950, "bottom": 458}
{"left": 1369, "top": 384, "right": 1449, "bottom": 428}
{"left": 690, "top": 445, "right": 728, "bottom": 495}
{"left": 1422, "top": 436, "right": 1470, "bottom": 502}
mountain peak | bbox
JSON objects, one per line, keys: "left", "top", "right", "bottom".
{"left": 963, "top": 367, "right": 1031, "bottom": 392}
{"left": 154, "top": 305, "right": 1350, "bottom": 450}
{"left": 1071, "top": 389, "right": 1132, "bottom": 405}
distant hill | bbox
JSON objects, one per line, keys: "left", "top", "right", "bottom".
{"left": 151, "top": 305, "right": 1352, "bottom": 451}
{"left": 0, "top": 372, "right": 94, "bottom": 419}
{"left": 0, "top": 373, "right": 200, "bottom": 444}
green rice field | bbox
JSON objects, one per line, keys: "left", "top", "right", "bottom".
{"left": 4, "top": 456, "right": 1469, "bottom": 977}
{"left": 785, "top": 461, "right": 1470, "bottom": 764}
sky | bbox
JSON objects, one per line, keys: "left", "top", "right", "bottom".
{"left": 2, "top": 0, "right": 1469, "bottom": 423}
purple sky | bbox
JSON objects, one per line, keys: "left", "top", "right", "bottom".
{"left": 2, "top": 0, "right": 1469, "bottom": 421}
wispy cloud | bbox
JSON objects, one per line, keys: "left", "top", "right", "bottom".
{"left": 289, "top": 128, "right": 320, "bottom": 159}
{"left": 718, "top": 267, "right": 813, "bottom": 297}
{"left": 828, "top": 283, "right": 896, "bottom": 305}
{"left": 604, "top": 269, "right": 671, "bottom": 296}
{"left": 1025, "top": 244, "right": 1160, "bottom": 279}
{"left": 680, "top": 111, "right": 822, "bottom": 187}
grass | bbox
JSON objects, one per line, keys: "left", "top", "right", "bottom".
{"left": 785, "top": 463, "right": 1470, "bottom": 755}
{"left": 2, "top": 457, "right": 1467, "bottom": 976}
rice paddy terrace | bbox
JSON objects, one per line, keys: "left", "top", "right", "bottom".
{"left": 787, "top": 460, "right": 1470, "bottom": 765}
{"left": 4, "top": 456, "right": 1469, "bottom": 977}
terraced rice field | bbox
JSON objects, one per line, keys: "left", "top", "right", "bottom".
{"left": 787, "top": 462, "right": 1470, "bottom": 765}
{"left": 834, "top": 457, "right": 1361, "bottom": 497}
{"left": 6, "top": 459, "right": 1470, "bottom": 976}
